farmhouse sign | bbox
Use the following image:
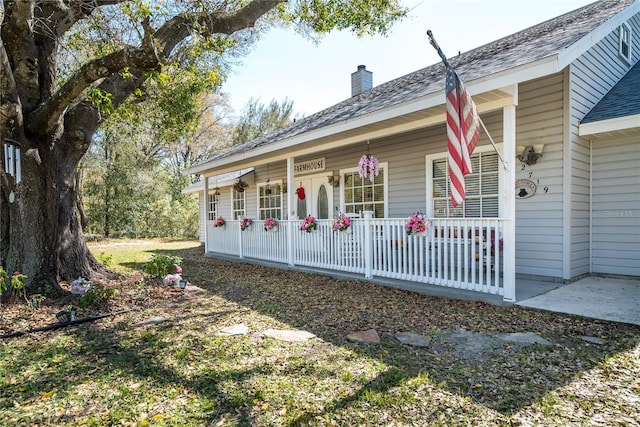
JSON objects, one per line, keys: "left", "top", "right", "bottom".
{"left": 294, "top": 157, "right": 326, "bottom": 175}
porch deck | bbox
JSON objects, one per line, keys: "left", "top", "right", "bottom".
{"left": 206, "top": 217, "right": 511, "bottom": 301}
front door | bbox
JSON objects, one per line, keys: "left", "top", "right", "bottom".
{"left": 295, "top": 176, "right": 333, "bottom": 219}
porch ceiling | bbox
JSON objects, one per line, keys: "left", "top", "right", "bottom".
{"left": 194, "top": 87, "right": 514, "bottom": 177}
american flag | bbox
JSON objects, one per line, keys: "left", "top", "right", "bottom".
{"left": 446, "top": 64, "right": 480, "bottom": 208}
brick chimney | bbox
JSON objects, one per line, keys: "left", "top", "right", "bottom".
{"left": 351, "top": 65, "right": 372, "bottom": 97}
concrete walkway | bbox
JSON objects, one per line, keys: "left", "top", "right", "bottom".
{"left": 517, "top": 276, "right": 640, "bottom": 326}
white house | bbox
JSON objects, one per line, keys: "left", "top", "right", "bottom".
{"left": 185, "top": 0, "right": 640, "bottom": 302}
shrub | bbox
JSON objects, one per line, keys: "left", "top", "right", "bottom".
{"left": 0, "top": 268, "right": 28, "bottom": 304}
{"left": 143, "top": 254, "right": 182, "bottom": 277}
{"left": 79, "top": 282, "right": 118, "bottom": 308}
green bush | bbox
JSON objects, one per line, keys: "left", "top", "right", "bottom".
{"left": 143, "top": 254, "right": 182, "bottom": 277}
{"left": 79, "top": 282, "right": 118, "bottom": 308}
{"left": 0, "top": 268, "right": 28, "bottom": 304}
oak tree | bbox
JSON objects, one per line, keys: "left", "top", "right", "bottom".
{"left": 0, "top": 0, "right": 406, "bottom": 294}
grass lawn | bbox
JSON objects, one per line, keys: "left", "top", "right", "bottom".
{"left": 1, "top": 239, "right": 638, "bottom": 426}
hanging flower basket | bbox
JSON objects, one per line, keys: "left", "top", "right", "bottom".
{"left": 300, "top": 215, "right": 317, "bottom": 233}
{"left": 214, "top": 216, "right": 225, "bottom": 227}
{"left": 405, "top": 212, "right": 431, "bottom": 236}
{"left": 358, "top": 154, "right": 379, "bottom": 183}
{"left": 240, "top": 217, "right": 253, "bottom": 231}
{"left": 332, "top": 213, "right": 351, "bottom": 232}
{"left": 264, "top": 217, "right": 279, "bottom": 232}
{"left": 232, "top": 178, "right": 248, "bottom": 192}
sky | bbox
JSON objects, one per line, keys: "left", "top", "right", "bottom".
{"left": 223, "top": 0, "right": 595, "bottom": 118}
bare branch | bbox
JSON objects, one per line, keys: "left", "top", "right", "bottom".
{"left": 35, "top": 0, "right": 126, "bottom": 39}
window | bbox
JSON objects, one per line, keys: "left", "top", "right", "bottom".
{"left": 258, "top": 182, "right": 282, "bottom": 220}
{"left": 207, "top": 193, "right": 219, "bottom": 221}
{"left": 232, "top": 189, "right": 245, "bottom": 219}
{"left": 619, "top": 23, "right": 632, "bottom": 63}
{"left": 342, "top": 163, "right": 387, "bottom": 218}
{"left": 429, "top": 150, "right": 499, "bottom": 218}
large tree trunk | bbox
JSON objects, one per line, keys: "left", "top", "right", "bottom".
{"left": 1, "top": 132, "right": 106, "bottom": 295}
{"left": 0, "top": 0, "right": 284, "bottom": 296}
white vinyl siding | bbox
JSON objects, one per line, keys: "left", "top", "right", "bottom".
{"left": 514, "top": 74, "right": 565, "bottom": 279}
{"left": 570, "top": 15, "right": 640, "bottom": 277}
{"left": 591, "top": 136, "right": 640, "bottom": 276}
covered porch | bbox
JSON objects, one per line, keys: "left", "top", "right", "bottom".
{"left": 206, "top": 215, "right": 514, "bottom": 301}
{"left": 192, "top": 83, "right": 520, "bottom": 303}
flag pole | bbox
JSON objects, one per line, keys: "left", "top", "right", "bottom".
{"left": 427, "top": 30, "right": 509, "bottom": 171}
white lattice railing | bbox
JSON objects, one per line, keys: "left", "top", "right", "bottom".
{"left": 206, "top": 216, "right": 507, "bottom": 296}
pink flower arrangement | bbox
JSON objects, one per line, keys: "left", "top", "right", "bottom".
{"left": 214, "top": 216, "right": 225, "bottom": 227}
{"left": 405, "top": 212, "right": 430, "bottom": 236}
{"left": 358, "top": 154, "right": 379, "bottom": 183}
{"left": 240, "top": 217, "right": 253, "bottom": 231}
{"left": 263, "top": 217, "right": 278, "bottom": 231}
{"left": 300, "top": 215, "right": 317, "bottom": 233}
{"left": 332, "top": 213, "right": 351, "bottom": 231}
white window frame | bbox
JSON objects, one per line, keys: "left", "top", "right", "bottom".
{"left": 232, "top": 189, "right": 246, "bottom": 220}
{"left": 207, "top": 192, "right": 219, "bottom": 221}
{"left": 425, "top": 145, "right": 502, "bottom": 218}
{"left": 619, "top": 22, "right": 632, "bottom": 64}
{"left": 339, "top": 162, "right": 389, "bottom": 218}
{"left": 257, "top": 180, "right": 283, "bottom": 220}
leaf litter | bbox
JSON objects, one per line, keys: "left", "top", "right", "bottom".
{"left": 0, "top": 242, "right": 638, "bottom": 426}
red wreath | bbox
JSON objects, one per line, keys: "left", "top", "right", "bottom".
{"left": 295, "top": 186, "right": 305, "bottom": 200}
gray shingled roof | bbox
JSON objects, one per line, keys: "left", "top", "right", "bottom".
{"left": 582, "top": 61, "right": 640, "bottom": 123}
{"left": 210, "top": 0, "right": 634, "bottom": 162}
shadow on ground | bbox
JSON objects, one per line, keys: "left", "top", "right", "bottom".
{"left": 2, "top": 244, "right": 638, "bottom": 426}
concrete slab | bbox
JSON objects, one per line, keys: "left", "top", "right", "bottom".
{"left": 517, "top": 277, "right": 640, "bottom": 326}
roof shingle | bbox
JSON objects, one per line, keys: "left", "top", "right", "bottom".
{"left": 582, "top": 61, "right": 640, "bottom": 123}
{"left": 211, "top": 0, "right": 635, "bottom": 161}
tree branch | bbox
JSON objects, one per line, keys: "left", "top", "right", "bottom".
{"left": 154, "top": 1, "right": 284, "bottom": 57}
{"left": 0, "top": 36, "right": 25, "bottom": 143}
{"left": 36, "top": 1, "right": 283, "bottom": 143}
{"left": 36, "top": 0, "right": 127, "bottom": 40}
{"left": 27, "top": 17, "right": 160, "bottom": 136}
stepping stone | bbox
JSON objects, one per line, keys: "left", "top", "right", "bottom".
{"left": 262, "top": 329, "right": 316, "bottom": 342}
{"left": 497, "top": 332, "right": 552, "bottom": 346}
{"left": 347, "top": 329, "right": 380, "bottom": 344}
{"left": 220, "top": 324, "right": 249, "bottom": 336}
{"left": 579, "top": 335, "right": 605, "bottom": 345}
{"left": 395, "top": 332, "right": 431, "bottom": 347}
{"left": 133, "top": 316, "right": 168, "bottom": 327}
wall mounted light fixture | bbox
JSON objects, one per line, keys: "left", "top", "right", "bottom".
{"left": 327, "top": 173, "right": 340, "bottom": 187}
{"left": 516, "top": 143, "right": 545, "bottom": 166}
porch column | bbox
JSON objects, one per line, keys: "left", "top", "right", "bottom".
{"left": 363, "top": 210, "right": 373, "bottom": 279}
{"left": 203, "top": 175, "right": 209, "bottom": 254}
{"left": 287, "top": 157, "right": 295, "bottom": 266}
{"left": 502, "top": 103, "right": 517, "bottom": 302}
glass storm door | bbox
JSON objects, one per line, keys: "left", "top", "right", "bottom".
{"left": 295, "top": 176, "right": 332, "bottom": 219}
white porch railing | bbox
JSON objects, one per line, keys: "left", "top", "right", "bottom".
{"left": 206, "top": 217, "right": 507, "bottom": 296}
